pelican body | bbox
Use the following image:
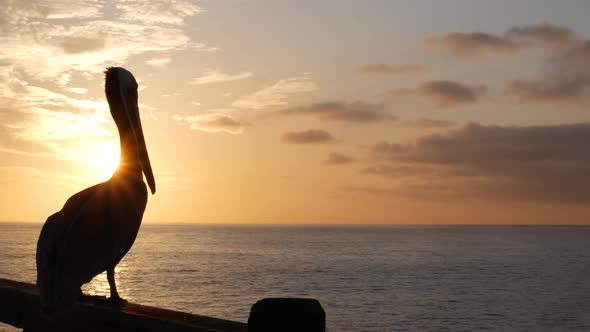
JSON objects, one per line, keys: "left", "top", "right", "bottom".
{"left": 36, "top": 67, "right": 155, "bottom": 311}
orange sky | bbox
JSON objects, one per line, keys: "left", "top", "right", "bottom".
{"left": 1, "top": 1, "right": 590, "bottom": 224}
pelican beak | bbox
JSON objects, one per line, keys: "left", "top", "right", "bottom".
{"left": 125, "top": 96, "right": 156, "bottom": 194}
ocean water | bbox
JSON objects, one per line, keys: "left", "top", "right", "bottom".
{"left": 0, "top": 223, "right": 589, "bottom": 331}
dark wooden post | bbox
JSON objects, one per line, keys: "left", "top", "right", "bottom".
{"left": 247, "top": 298, "right": 325, "bottom": 332}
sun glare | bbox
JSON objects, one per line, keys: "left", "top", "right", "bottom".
{"left": 93, "top": 142, "right": 120, "bottom": 177}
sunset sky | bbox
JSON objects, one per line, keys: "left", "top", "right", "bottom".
{"left": 1, "top": 0, "right": 590, "bottom": 224}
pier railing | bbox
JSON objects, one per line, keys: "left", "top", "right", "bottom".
{"left": 0, "top": 278, "right": 325, "bottom": 332}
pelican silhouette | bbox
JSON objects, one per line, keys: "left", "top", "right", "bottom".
{"left": 36, "top": 67, "right": 155, "bottom": 311}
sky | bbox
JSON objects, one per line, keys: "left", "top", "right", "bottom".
{"left": 1, "top": 0, "right": 590, "bottom": 224}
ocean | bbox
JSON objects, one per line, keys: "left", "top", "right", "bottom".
{"left": 0, "top": 223, "right": 589, "bottom": 331}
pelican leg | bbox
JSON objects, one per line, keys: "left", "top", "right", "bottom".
{"left": 107, "top": 267, "right": 126, "bottom": 304}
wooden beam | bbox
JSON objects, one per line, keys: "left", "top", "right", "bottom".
{"left": 0, "top": 278, "right": 246, "bottom": 332}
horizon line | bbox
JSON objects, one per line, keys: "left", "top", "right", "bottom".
{"left": 1, "top": 221, "right": 589, "bottom": 227}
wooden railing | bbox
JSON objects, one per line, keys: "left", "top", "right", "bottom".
{"left": 0, "top": 278, "right": 325, "bottom": 332}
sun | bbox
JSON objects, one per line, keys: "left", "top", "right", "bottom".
{"left": 92, "top": 142, "right": 120, "bottom": 177}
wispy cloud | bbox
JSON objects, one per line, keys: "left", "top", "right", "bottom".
{"left": 361, "top": 165, "right": 431, "bottom": 178}
{"left": 427, "top": 22, "right": 590, "bottom": 106}
{"left": 358, "top": 63, "right": 425, "bottom": 76}
{"left": 64, "top": 87, "right": 88, "bottom": 95}
{"left": 281, "top": 129, "right": 334, "bottom": 144}
{"left": 325, "top": 152, "right": 356, "bottom": 165}
{"left": 0, "top": 122, "right": 52, "bottom": 158}
{"left": 146, "top": 57, "right": 172, "bottom": 68}
{"left": 276, "top": 101, "right": 396, "bottom": 123}
{"left": 424, "top": 22, "right": 578, "bottom": 58}
{"left": 507, "top": 76, "right": 590, "bottom": 105}
{"left": 398, "top": 118, "right": 456, "bottom": 128}
{"left": 59, "top": 36, "right": 106, "bottom": 54}
{"left": 389, "top": 80, "right": 487, "bottom": 108}
{"left": 190, "top": 69, "right": 253, "bottom": 85}
{"left": 505, "top": 22, "right": 577, "bottom": 47}
{"left": 173, "top": 113, "right": 249, "bottom": 134}
{"left": 0, "top": 0, "right": 205, "bottom": 175}
{"left": 115, "top": 0, "right": 202, "bottom": 26}
{"left": 0, "top": 0, "right": 205, "bottom": 79}
{"left": 505, "top": 38, "right": 590, "bottom": 106}
{"left": 0, "top": 67, "right": 127, "bottom": 174}
{"left": 232, "top": 74, "right": 319, "bottom": 110}
{"left": 358, "top": 123, "right": 590, "bottom": 203}
{"left": 418, "top": 80, "right": 487, "bottom": 107}
{"left": 0, "top": 66, "right": 109, "bottom": 112}
{"left": 4, "top": 106, "right": 117, "bottom": 179}
{"left": 0, "top": 0, "right": 102, "bottom": 25}
{"left": 424, "top": 32, "right": 521, "bottom": 57}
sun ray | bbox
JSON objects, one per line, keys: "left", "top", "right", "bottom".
{"left": 91, "top": 141, "right": 120, "bottom": 178}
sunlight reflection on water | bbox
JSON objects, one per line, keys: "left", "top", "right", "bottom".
{"left": 81, "top": 263, "right": 129, "bottom": 298}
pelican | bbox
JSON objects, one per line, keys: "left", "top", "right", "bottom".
{"left": 36, "top": 67, "right": 155, "bottom": 311}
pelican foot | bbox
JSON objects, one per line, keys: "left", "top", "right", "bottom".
{"left": 103, "top": 295, "right": 128, "bottom": 306}
{"left": 107, "top": 296, "right": 127, "bottom": 304}
{"left": 78, "top": 294, "right": 107, "bottom": 302}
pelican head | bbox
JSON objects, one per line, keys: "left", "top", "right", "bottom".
{"left": 104, "top": 67, "right": 155, "bottom": 194}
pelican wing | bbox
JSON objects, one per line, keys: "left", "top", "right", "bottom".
{"left": 39, "top": 178, "right": 149, "bottom": 308}
{"left": 57, "top": 183, "right": 114, "bottom": 286}
{"left": 37, "top": 182, "right": 106, "bottom": 307}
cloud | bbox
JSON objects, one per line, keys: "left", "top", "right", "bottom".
{"left": 0, "top": 0, "right": 209, "bottom": 170}
{"left": 276, "top": 102, "right": 456, "bottom": 133}
{"left": 173, "top": 113, "right": 249, "bottom": 134}
{"left": 505, "top": 39, "right": 590, "bottom": 106}
{"left": 369, "top": 123, "right": 590, "bottom": 164}
{"left": 9, "top": 108, "right": 110, "bottom": 145}
{"left": 341, "top": 186, "right": 399, "bottom": 197}
{"left": 0, "top": 67, "right": 109, "bottom": 114}
{"left": 360, "top": 123, "right": 590, "bottom": 203}
{"left": 325, "top": 152, "right": 356, "bottom": 165}
{"left": 146, "top": 57, "right": 172, "bottom": 68}
{"left": 0, "top": 120, "right": 52, "bottom": 158}
{"left": 358, "top": 63, "right": 425, "bottom": 75}
{"left": 64, "top": 87, "right": 88, "bottom": 95}
{"left": 0, "top": 0, "right": 102, "bottom": 29}
{"left": 116, "top": 0, "right": 202, "bottom": 25}
{"left": 276, "top": 101, "right": 396, "bottom": 123}
{"left": 424, "top": 22, "right": 578, "bottom": 57}
{"left": 59, "top": 36, "right": 106, "bottom": 54}
{"left": 505, "top": 22, "right": 576, "bottom": 47}
{"left": 424, "top": 32, "right": 521, "bottom": 57}
{"left": 507, "top": 76, "right": 590, "bottom": 104}
{"left": 361, "top": 165, "right": 431, "bottom": 178}
{"left": 418, "top": 80, "right": 487, "bottom": 107}
{"left": 0, "top": 67, "right": 135, "bottom": 173}
{"left": 190, "top": 69, "right": 253, "bottom": 85}
{"left": 281, "top": 130, "right": 334, "bottom": 144}
{"left": 3, "top": 105, "right": 115, "bottom": 174}
{"left": 390, "top": 80, "right": 486, "bottom": 108}
{"left": 0, "top": 0, "right": 206, "bottom": 80}
{"left": 398, "top": 118, "right": 456, "bottom": 128}
{"left": 232, "top": 74, "right": 319, "bottom": 109}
